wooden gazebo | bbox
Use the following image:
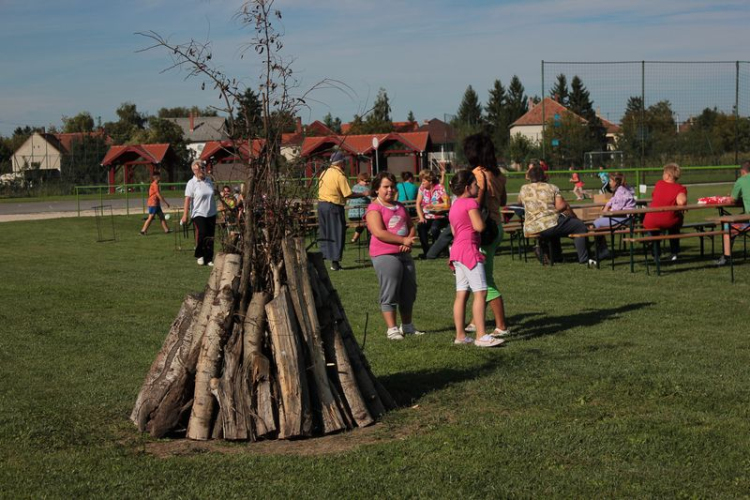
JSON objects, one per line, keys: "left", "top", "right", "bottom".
{"left": 101, "top": 144, "right": 178, "bottom": 194}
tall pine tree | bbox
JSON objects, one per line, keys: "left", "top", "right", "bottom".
{"left": 506, "top": 76, "right": 528, "bottom": 125}
{"left": 485, "top": 79, "right": 509, "bottom": 154}
{"left": 550, "top": 74, "right": 569, "bottom": 106}
{"left": 569, "top": 76, "right": 607, "bottom": 153}
{"left": 455, "top": 85, "right": 483, "bottom": 127}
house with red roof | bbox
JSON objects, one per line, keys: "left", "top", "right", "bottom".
{"left": 11, "top": 131, "right": 111, "bottom": 178}
{"left": 300, "top": 131, "right": 432, "bottom": 178}
{"left": 509, "top": 97, "right": 620, "bottom": 150}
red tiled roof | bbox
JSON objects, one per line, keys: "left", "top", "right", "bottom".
{"left": 305, "top": 120, "right": 335, "bottom": 137}
{"left": 393, "top": 121, "right": 419, "bottom": 132}
{"left": 101, "top": 143, "right": 171, "bottom": 166}
{"left": 300, "top": 132, "right": 430, "bottom": 157}
{"left": 511, "top": 97, "right": 586, "bottom": 127}
{"left": 200, "top": 139, "right": 264, "bottom": 161}
{"left": 54, "top": 131, "right": 111, "bottom": 153}
{"left": 599, "top": 116, "right": 621, "bottom": 134}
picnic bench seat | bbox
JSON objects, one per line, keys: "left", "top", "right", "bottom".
{"left": 622, "top": 229, "right": 725, "bottom": 275}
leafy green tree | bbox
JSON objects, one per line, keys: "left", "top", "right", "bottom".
{"left": 407, "top": 110, "right": 416, "bottom": 123}
{"left": 104, "top": 103, "right": 146, "bottom": 144}
{"left": 506, "top": 133, "right": 539, "bottom": 165}
{"left": 485, "top": 79, "right": 510, "bottom": 155}
{"left": 157, "top": 106, "right": 218, "bottom": 118}
{"left": 542, "top": 112, "right": 591, "bottom": 168}
{"left": 61, "top": 112, "right": 95, "bottom": 133}
{"left": 0, "top": 137, "right": 12, "bottom": 174}
{"left": 506, "top": 76, "right": 528, "bottom": 125}
{"left": 60, "top": 135, "right": 110, "bottom": 184}
{"left": 550, "top": 74, "right": 569, "bottom": 106}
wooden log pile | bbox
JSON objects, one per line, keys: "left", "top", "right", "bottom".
{"left": 130, "top": 237, "right": 395, "bottom": 441}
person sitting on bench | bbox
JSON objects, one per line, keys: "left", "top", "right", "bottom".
{"left": 716, "top": 161, "right": 750, "bottom": 267}
{"left": 519, "top": 164, "right": 593, "bottom": 265}
{"left": 643, "top": 163, "right": 687, "bottom": 262}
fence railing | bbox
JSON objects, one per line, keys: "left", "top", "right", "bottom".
{"left": 73, "top": 164, "right": 739, "bottom": 216}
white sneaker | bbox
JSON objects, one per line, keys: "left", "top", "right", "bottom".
{"left": 207, "top": 261, "right": 214, "bottom": 267}
{"left": 465, "top": 323, "right": 477, "bottom": 333}
{"left": 196, "top": 257, "right": 205, "bottom": 266}
{"left": 386, "top": 326, "right": 404, "bottom": 341}
{"left": 490, "top": 328, "right": 511, "bottom": 337}
{"left": 400, "top": 323, "right": 425, "bottom": 336}
{"left": 475, "top": 334, "right": 505, "bottom": 348}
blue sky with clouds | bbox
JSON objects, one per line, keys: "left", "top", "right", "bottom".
{"left": 1, "top": 0, "right": 749, "bottom": 136}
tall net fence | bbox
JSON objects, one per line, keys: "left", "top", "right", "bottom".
{"left": 541, "top": 61, "right": 750, "bottom": 173}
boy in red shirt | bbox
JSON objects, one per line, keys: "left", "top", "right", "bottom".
{"left": 140, "top": 171, "right": 171, "bottom": 235}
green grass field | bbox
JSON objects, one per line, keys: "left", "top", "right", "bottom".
{"left": 1, "top": 193, "right": 749, "bottom": 498}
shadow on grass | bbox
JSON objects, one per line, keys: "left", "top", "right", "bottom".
{"left": 379, "top": 358, "right": 503, "bottom": 406}
{"left": 514, "top": 301, "right": 655, "bottom": 340}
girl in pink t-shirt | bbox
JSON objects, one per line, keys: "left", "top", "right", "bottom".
{"left": 448, "top": 170, "right": 503, "bottom": 348}
{"left": 365, "top": 172, "right": 422, "bottom": 341}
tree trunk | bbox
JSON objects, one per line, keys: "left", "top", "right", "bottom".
{"left": 187, "top": 253, "right": 241, "bottom": 441}
{"left": 265, "top": 286, "right": 313, "bottom": 439}
{"left": 130, "top": 293, "right": 201, "bottom": 431}
{"left": 211, "top": 322, "right": 249, "bottom": 440}
{"left": 241, "top": 291, "right": 274, "bottom": 437}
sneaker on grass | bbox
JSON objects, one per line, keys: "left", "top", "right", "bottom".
{"left": 400, "top": 323, "right": 424, "bottom": 335}
{"left": 475, "top": 334, "right": 505, "bottom": 348}
{"left": 197, "top": 257, "right": 205, "bottom": 266}
{"left": 386, "top": 326, "right": 404, "bottom": 341}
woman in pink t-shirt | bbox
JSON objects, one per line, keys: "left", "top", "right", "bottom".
{"left": 365, "top": 172, "right": 422, "bottom": 341}
{"left": 448, "top": 170, "right": 503, "bottom": 348}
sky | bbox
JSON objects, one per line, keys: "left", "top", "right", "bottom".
{"left": 1, "top": 0, "right": 749, "bottom": 137}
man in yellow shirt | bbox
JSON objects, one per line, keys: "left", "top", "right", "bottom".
{"left": 318, "top": 151, "right": 366, "bottom": 271}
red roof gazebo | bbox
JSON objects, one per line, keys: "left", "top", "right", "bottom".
{"left": 101, "top": 143, "right": 178, "bottom": 194}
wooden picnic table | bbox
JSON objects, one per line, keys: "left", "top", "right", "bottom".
{"left": 603, "top": 202, "right": 739, "bottom": 272}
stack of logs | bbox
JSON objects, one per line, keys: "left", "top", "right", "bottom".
{"left": 130, "top": 237, "right": 395, "bottom": 440}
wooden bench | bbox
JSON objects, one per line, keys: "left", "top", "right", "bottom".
{"left": 568, "top": 222, "right": 718, "bottom": 269}
{"left": 622, "top": 230, "right": 724, "bottom": 275}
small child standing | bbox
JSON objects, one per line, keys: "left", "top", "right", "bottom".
{"left": 448, "top": 170, "right": 504, "bottom": 348}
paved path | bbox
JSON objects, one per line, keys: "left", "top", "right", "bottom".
{"left": 0, "top": 197, "right": 183, "bottom": 223}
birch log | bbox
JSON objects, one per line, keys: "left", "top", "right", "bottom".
{"left": 186, "top": 253, "right": 241, "bottom": 440}
{"left": 265, "top": 286, "right": 313, "bottom": 439}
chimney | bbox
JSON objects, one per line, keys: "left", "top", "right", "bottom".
{"left": 189, "top": 112, "right": 195, "bottom": 133}
{"left": 596, "top": 106, "right": 601, "bottom": 118}
{"left": 295, "top": 116, "right": 302, "bottom": 134}
{"left": 528, "top": 97, "right": 535, "bottom": 110}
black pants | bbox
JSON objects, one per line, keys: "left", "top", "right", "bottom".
{"left": 192, "top": 215, "right": 217, "bottom": 263}
{"left": 650, "top": 227, "right": 681, "bottom": 257}
{"left": 539, "top": 215, "right": 590, "bottom": 263}
{"left": 418, "top": 218, "right": 448, "bottom": 256}
{"left": 425, "top": 225, "right": 453, "bottom": 259}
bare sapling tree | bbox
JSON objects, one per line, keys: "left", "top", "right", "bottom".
{"left": 130, "top": 0, "right": 395, "bottom": 442}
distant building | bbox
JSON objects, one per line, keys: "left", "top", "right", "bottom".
{"left": 417, "top": 118, "right": 457, "bottom": 165}
{"left": 509, "top": 97, "right": 620, "bottom": 150}
{"left": 11, "top": 131, "right": 111, "bottom": 178}
{"left": 164, "top": 115, "right": 229, "bottom": 160}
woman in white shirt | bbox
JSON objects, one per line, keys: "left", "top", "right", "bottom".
{"left": 181, "top": 160, "right": 218, "bottom": 266}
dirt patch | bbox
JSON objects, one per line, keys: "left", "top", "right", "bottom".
{"left": 143, "top": 421, "right": 416, "bottom": 458}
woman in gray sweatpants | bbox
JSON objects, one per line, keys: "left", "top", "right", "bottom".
{"left": 366, "top": 172, "right": 424, "bottom": 340}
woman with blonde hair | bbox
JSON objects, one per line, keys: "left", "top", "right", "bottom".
{"left": 415, "top": 169, "right": 450, "bottom": 257}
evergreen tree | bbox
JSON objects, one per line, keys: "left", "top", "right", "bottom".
{"left": 232, "top": 88, "right": 263, "bottom": 138}
{"left": 550, "top": 74, "right": 569, "bottom": 106}
{"left": 407, "top": 110, "right": 416, "bottom": 123}
{"left": 568, "top": 76, "right": 607, "bottom": 152}
{"left": 455, "top": 85, "right": 483, "bottom": 127}
{"left": 357, "top": 88, "right": 394, "bottom": 133}
{"left": 485, "top": 79, "right": 509, "bottom": 154}
{"left": 506, "top": 76, "right": 528, "bottom": 125}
